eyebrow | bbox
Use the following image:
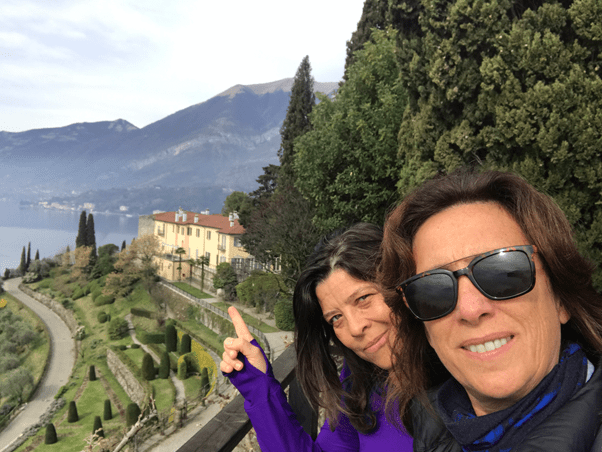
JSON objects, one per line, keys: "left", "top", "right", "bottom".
{"left": 321, "top": 285, "right": 373, "bottom": 320}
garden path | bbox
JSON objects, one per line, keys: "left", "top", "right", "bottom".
{"left": 0, "top": 278, "right": 76, "bottom": 452}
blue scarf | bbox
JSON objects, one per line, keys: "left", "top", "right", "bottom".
{"left": 437, "top": 343, "right": 588, "bottom": 452}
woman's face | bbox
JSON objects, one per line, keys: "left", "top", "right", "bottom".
{"left": 412, "top": 202, "right": 570, "bottom": 415}
{"left": 316, "top": 269, "right": 394, "bottom": 370}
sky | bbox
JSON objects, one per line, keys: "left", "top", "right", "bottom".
{"left": 1, "top": 0, "right": 366, "bottom": 133}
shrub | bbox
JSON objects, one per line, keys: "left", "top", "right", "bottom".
{"left": 126, "top": 403, "right": 141, "bottom": 427}
{"left": 89, "top": 365, "right": 96, "bottom": 381}
{"left": 158, "top": 351, "right": 170, "bottom": 379}
{"left": 200, "top": 368, "right": 210, "bottom": 397}
{"left": 45, "top": 423, "right": 58, "bottom": 444}
{"left": 130, "top": 343, "right": 141, "bottom": 349}
{"left": 131, "top": 307, "right": 152, "bottom": 318}
{"left": 103, "top": 399, "right": 112, "bottom": 420}
{"left": 97, "top": 311, "right": 109, "bottom": 324}
{"left": 67, "top": 400, "right": 79, "bottom": 423}
{"left": 274, "top": 298, "right": 295, "bottom": 331}
{"left": 177, "top": 357, "right": 187, "bottom": 380}
{"left": 212, "top": 263, "right": 238, "bottom": 301}
{"left": 92, "top": 415, "right": 104, "bottom": 438}
{"left": 91, "top": 288, "right": 103, "bottom": 301}
{"left": 94, "top": 294, "right": 115, "bottom": 306}
{"left": 108, "top": 317, "right": 129, "bottom": 340}
{"left": 236, "top": 271, "right": 285, "bottom": 312}
{"left": 179, "top": 334, "right": 191, "bottom": 354}
{"left": 142, "top": 353, "right": 155, "bottom": 381}
{"left": 165, "top": 324, "right": 177, "bottom": 352}
{"left": 72, "top": 287, "right": 84, "bottom": 300}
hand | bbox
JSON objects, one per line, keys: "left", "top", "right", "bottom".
{"left": 220, "top": 306, "right": 267, "bottom": 374}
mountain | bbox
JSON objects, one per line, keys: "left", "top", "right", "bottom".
{"left": 0, "top": 78, "right": 337, "bottom": 214}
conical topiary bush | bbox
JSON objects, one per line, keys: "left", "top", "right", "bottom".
{"left": 126, "top": 403, "right": 141, "bottom": 427}
{"left": 103, "top": 399, "right": 112, "bottom": 420}
{"left": 158, "top": 350, "right": 170, "bottom": 379}
{"left": 89, "top": 365, "right": 97, "bottom": 381}
{"left": 45, "top": 423, "right": 58, "bottom": 444}
{"left": 67, "top": 400, "right": 79, "bottom": 423}
{"left": 93, "top": 415, "right": 104, "bottom": 438}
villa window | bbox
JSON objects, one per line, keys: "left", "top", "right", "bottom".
{"left": 207, "top": 230, "right": 211, "bottom": 240}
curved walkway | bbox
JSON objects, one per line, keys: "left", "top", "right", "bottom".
{"left": 0, "top": 278, "right": 76, "bottom": 452}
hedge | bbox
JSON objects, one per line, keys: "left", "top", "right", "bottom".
{"left": 137, "top": 330, "right": 165, "bottom": 345}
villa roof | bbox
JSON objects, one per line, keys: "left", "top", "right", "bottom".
{"left": 154, "top": 210, "right": 245, "bottom": 235}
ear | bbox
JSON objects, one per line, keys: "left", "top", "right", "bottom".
{"left": 558, "top": 302, "right": 570, "bottom": 325}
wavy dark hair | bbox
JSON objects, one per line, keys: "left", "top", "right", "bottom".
{"left": 379, "top": 168, "right": 602, "bottom": 428}
{"left": 294, "top": 223, "right": 389, "bottom": 433}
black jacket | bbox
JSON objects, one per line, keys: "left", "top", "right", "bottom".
{"left": 411, "top": 362, "right": 602, "bottom": 452}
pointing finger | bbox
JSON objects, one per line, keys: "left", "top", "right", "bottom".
{"left": 228, "top": 307, "right": 254, "bottom": 342}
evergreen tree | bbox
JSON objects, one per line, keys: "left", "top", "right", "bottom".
{"left": 75, "top": 211, "right": 87, "bottom": 248}
{"left": 278, "top": 55, "right": 315, "bottom": 184}
{"left": 61, "top": 245, "right": 71, "bottom": 268}
{"left": 89, "top": 365, "right": 96, "bottom": 381}
{"left": 67, "top": 400, "right": 79, "bottom": 423}
{"left": 103, "top": 399, "right": 112, "bottom": 420}
{"left": 343, "top": 0, "right": 391, "bottom": 78}
{"left": 44, "top": 423, "right": 58, "bottom": 444}
{"left": 18, "top": 246, "right": 26, "bottom": 275}
{"left": 86, "top": 213, "right": 96, "bottom": 251}
{"left": 389, "top": 0, "right": 602, "bottom": 287}
{"left": 26, "top": 242, "right": 31, "bottom": 271}
{"left": 165, "top": 324, "right": 177, "bottom": 353}
{"left": 200, "top": 367, "right": 210, "bottom": 397}
{"left": 92, "top": 415, "right": 104, "bottom": 438}
{"left": 125, "top": 403, "right": 141, "bottom": 427}
{"left": 158, "top": 350, "right": 170, "bottom": 379}
{"left": 180, "top": 334, "right": 191, "bottom": 355}
{"left": 142, "top": 352, "right": 155, "bottom": 381}
{"left": 34, "top": 249, "right": 39, "bottom": 261}
{"left": 177, "top": 359, "right": 187, "bottom": 380}
{"left": 121, "top": 240, "right": 126, "bottom": 252}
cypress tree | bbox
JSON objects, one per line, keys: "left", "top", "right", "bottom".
{"left": 200, "top": 367, "right": 210, "bottom": 397}
{"left": 177, "top": 358, "right": 187, "bottom": 380}
{"left": 86, "top": 214, "right": 96, "bottom": 253}
{"left": 165, "top": 324, "right": 177, "bottom": 353}
{"left": 179, "top": 334, "right": 191, "bottom": 354}
{"left": 158, "top": 350, "right": 170, "bottom": 379}
{"left": 34, "top": 249, "right": 39, "bottom": 261}
{"left": 18, "top": 246, "right": 26, "bottom": 275}
{"left": 89, "top": 365, "right": 96, "bottom": 381}
{"left": 103, "top": 399, "right": 112, "bottom": 420}
{"left": 67, "top": 400, "right": 79, "bottom": 423}
{"left": 44, "top": 423, "right": 58, "bottom": 444}
{"left": 277, "top": 55, "right": 315, "bottom": 184}
{"left": 142, "top": 352, "right": 155, "bottom": 381}
{"left": 92, "top": 415, "right": 104, "bottom": 438}
{"left": 26, "top": 242, "right": 31, "bottom": 271}
{"left": 126, "top": 403, "right": 141, "bottom": 427}
{"left": 75, "top": 211, "right": 87, "bottom": 248}
{"left": 121, "top": 240, "right": 126, "bottom": 252}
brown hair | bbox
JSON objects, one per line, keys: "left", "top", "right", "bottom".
{"left": 379, "top": 168, "right": 602, "bottom": 427}
{"left": 294, "top": 223, "right": 389, "bottom": 433}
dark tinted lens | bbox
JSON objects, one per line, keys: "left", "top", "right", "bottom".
{"left": 405, "top": 273, "right": 455, "bottom": 320}
{"left": 472, "top": 251, "right": 532, "bottom": 298}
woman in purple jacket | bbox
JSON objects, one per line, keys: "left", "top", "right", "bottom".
{"left": 220, "top": 223, "right": 413, "bottom": 451}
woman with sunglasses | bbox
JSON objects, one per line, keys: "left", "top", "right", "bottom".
{"left": 380, "top": 169, "right": 602, "bottom": 451}
{"left": 220, "top": 223, "right": 413, "bottom": 451}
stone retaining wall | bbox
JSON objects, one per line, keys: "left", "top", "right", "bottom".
{"left": 18, "top": 283, "right": 79, "bottom": 335}
{"left": 106, "top": 348, "right": 146, "bottom": 406}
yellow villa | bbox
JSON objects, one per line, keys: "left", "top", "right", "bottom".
{"left": 152, "top": 208, "right": 254, "bottom": 282}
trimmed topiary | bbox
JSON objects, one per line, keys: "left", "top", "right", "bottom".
{"left": 158, "top": 350, "right": 170, "bottom": 379}
{"left": 89, "top": 365, "right": 96, "bottom": 381}
{"left": 67, "top": 400, "right": 79, "bottom": 423}
{"left": 92, "top": 415, "right": 104, "bottom": 438}
{"left": 103, "top": 399, "right": 112, "bottom": 420}
{"left": 126, "top": 403, "right": 141, "bottom": 427}
{"left": 200, "top": 367, "right": 210, "bottom": 397}
{"left": 177, "top": 358, "right": 187, "bottom": 380}
{"left": 142, "top": 352, "right": 155, "bottom": 381}
{"left": 97, "top": 311, "right": 108, "bottom": 323}
{"left": 180, "top": 333, "right": 191, "bottom": 354}
{"left": 165, "top": 324, "right": 177, "bottom": 352}
{"left": 45, "top": 423, "right": 58, "bottom": 444}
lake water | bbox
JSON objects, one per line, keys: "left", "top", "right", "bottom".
{"left": 0, "top": 200, "right": 139, "bottom": 273}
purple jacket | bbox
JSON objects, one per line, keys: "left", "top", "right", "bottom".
{"left": 224, "top": 340, "right": 413, "bottom": 452}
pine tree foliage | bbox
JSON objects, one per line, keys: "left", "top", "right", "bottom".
{"left": 76, "top": 211, "right": 87, "bottom": 248}
{"left": 295, "top": 28, "right": 407, "bottom": 231}
{"left": 278, "top": 56, "right": 315, "bottom": 183}
{"left": 388, "top": 0, "right": 602, "bottom": 287}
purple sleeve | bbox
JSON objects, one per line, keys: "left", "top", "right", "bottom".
{"left": 223, "top": 340, "right": 360, "bottom": 452}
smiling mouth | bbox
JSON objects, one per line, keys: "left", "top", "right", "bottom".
{"left": 463, "top": 336, "right": 514, "bottom": 353}
{"left": 364, "top": 332, "right": 387, "bottom": 352}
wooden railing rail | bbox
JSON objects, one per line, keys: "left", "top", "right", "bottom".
{"left": 176, "top": 345, "right": 317, "bottom": 452}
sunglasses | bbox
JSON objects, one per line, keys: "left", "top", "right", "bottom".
{"left": 396, "top": 245, "right": 537, "bottom": 321}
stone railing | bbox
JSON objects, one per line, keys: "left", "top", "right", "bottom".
{"left": 18, "top": 283, "right": 79, "bottom": 335}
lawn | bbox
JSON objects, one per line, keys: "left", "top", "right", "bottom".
{"left": 213, "top": 301, "right": 279, "bottom": 333}
{"left": 172, "top": 281, "right": 212, "bottom": 299}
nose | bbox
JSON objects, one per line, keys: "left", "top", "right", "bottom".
{"left": 454, "top": 275, "right": 494, "bottom": 324}
{"left": 347, "top": 312, "right": 369, "bottom": 337}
